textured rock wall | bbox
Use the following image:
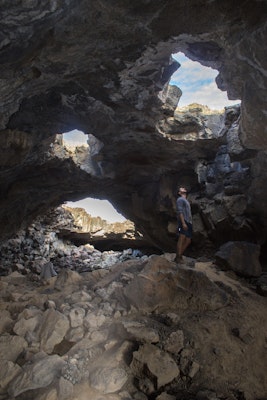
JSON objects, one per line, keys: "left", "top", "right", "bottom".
{"left": 0, "top": 205, "right": 149, "bottom": 277}
{"left": 0, "top": 1, "right": 267, "bottom": 255}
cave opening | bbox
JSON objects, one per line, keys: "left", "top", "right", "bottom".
{"left": 59, "top": 129, "right": 156, "bottom": 253}
{"left": 61, "top": 197, "right": 160, "bottom": 255}
{"left": 66, "top": 197, "right": 126, "bottom": 224}
{"left": 58, "top": 133, "right": 140, "bottom": 252}
{"left": 170, "top": 52, "right": 241, "bottom": 110}
{"left": 62, "top": 129, "right": 88, "bottom": 147}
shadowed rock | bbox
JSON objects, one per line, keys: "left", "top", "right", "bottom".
{"left": 0, "top": 1, "right": 267, "bottom": 258}
{"left": 215, "top": 241, "right": 262, "bottom": 277}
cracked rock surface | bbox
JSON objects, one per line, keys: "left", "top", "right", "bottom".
{"left": 0, "top": 254, "right": 266, "bottom": 400}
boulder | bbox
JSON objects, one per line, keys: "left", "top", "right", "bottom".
{"left": 163, "top": 330, "right": 184, "bottom": 354}
{"left": 69, "top": 307, "right": 86, "bottom": 328}
{"left": 8, "top": 353, "right": 65, "bottom": 397}
{"left": 0, "top": 334, "right": 28, "bottom": 362}
{"left": 156, "top": 394, "right": 176, "bottom": 400}
{"left": 89, "top": 367, "right": 128, "bottom": 394}
{"left": 13, "top": 310, "right": 43, "bottom": 338}
{"left": 0, "top": 360, "right": 21, "bottom": 394}
{"left": 0, "top": 310, "right": 13, "bottom": 334}
{"left": 54, "top": 269, "right": 82, "bottom": 290}
{"left": 255, "top": 273, "right": 267, "bottom": 297}
{"left": 38, "top": 309, "right": 70, "bottom": 354}
{"left": 57, "top": 377, "right": 74, "bottom": 400}
{"left": 121, "top": 319, "right": 159, "bottom": 343}
{"left": 215, "top": 241, "right": 262, "bottom": 277}
{"left": 131, "top": 343, "right": 180, "bottom": 390}
{"left": 122, "top": 256, "right": 229, "bottom": 312}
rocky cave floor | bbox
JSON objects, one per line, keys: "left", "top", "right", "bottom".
{"left": 0, "top": 236, "right": 267, "bottom": 400}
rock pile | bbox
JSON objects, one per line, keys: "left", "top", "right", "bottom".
{"left": 0, "top": 255, "right": 266, "bottom": 400}
{"left": 0, "top": 206, "right": 146, "bottom": 277}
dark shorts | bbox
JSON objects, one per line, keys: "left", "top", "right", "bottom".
{"left": 177, "top": 221, "right": 193, "bottom": 239}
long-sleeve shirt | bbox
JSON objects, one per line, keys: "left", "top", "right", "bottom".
{"left": 176, "top": 196, "right": 192, "bottom": 224}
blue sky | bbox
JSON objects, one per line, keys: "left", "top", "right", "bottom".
{"left": 171, "top": 52, "right": 240, "bottom": 110}
{"left": 63, "top": 130, "right": 88, "bottom": 145}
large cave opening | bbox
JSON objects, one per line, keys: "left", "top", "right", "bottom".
{"left": 55, "top": 130, "right": 157, "bottom": 254}
{"left": 58, "top": 129, "right": 154, "bottom": 253}
{"left": 66, "top": 197, "right": 126, "bottom": 223}
{"left": 170, "top": 52, "right": 241, "bottom": 110}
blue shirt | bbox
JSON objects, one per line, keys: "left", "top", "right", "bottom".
{"left": 176, "top": 196, "right": 192, "bottom": 224}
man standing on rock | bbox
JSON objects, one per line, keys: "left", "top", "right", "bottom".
{"left": 174, "top": 186, "right": 192, "bottom": 263}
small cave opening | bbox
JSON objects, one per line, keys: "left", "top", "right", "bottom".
{"left": 62, "top": 129, "right": 89, "bottom": 147}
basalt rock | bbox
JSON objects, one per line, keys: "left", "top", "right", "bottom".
{"left": 60, "top": 205, "right": 149, "bottom": 252}
{"left": 0, "top": 206, "right": 150, "bottom": 277}
{"left": 0, "top": 255, "right": 266, "bottom": 400}
{"left": 215, "top": 241, "right": 262, "bottom": 278}
{"left": 0, "top": 1, "right": 267, "bottom": 261}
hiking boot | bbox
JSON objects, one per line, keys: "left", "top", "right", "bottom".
{"left": 186, "top": 260, "right": 195, "bottom": 267}
{"left": 174, "top": 256, "right": 185, "bottom": 264}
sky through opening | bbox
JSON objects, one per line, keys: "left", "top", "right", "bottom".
{"left": 63, "top": 130, "right": 88, "bottom": 146}
{"left": 62, "top": 130, "right": 126, "bottom": 222}
{"left": 66, "top": 198, "right": 126, "bottom": 223}
{"left": 170, "top": 52, "right": 240, "bottom": 110}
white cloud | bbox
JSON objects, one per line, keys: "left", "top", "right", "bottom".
{"left": 171, "top": 52, "right": 240, "bottom": 110}
{"left": 63, "top": 129, "right": 88, "bottom": 146}
{"left": 172, "top": 60, "right": 217, "bottom": 84}
{"left": 179, "top": 81, "right": 240, "bottom": 110}
{"left": 66, "top": 198, "right": 126, "bottom": 223}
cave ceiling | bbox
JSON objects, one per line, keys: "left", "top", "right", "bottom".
{"left": 0, "top": 0, "right": 267, "bottom": 251}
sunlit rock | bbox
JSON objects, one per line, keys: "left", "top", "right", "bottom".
{"left": 8, "top": 353, "right": 65, "bottom": 397}
{"left": 38, "top": 309, "right": 70, "bottom": 354}
{"left": 131, "top": 343, "right": 180, "bottom": 389}
{"left": 0, "top": 360, "right": 21, "bottom": 395}
{"left": 0, "top": 334, "right": 28, "bottom": 362}
{"left": 89, "top": 367, "right": 128, "bottom": 394}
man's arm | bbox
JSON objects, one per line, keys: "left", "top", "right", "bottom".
{"left": 179, "top": 213, "right": 188, "bottom": 230}
{"left": 177, "top": 198, "right": 188, "bottom": 230}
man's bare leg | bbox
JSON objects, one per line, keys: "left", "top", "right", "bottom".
{"left": 181, "top": 237, "right": 191, "bottom": 255}
{"left": 175, "top": 235, "right": 191, "bottom": 263}
{"left": 175, "top": 234, "right": 186, "bottom": 262}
